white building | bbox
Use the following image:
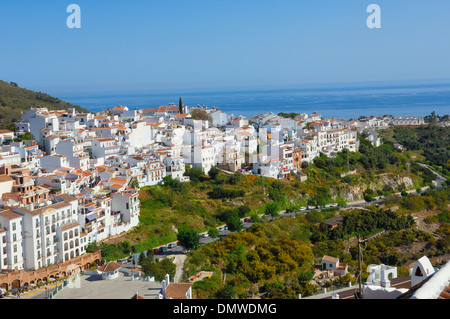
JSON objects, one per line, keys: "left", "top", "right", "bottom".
{"left": 111, "top": 189, "right": 140, "bottom": 229}
{"left": 39, "top": 154, "right": 70, "bottom": 172}
{"left": 91, "top": 137, "right": 121, "bottom": 161}
{"left": 56, "top": 139, "right": 90, "bottom": 170}
{"left": 183, "top": 144, "right": 216, "bottom": 174}
{"left": 0, "top": 210, "right": 24, "bottom": 270}
{"left": 12, "top": 199, "right": 81, "bottom": 270}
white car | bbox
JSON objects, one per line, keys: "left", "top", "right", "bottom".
{"left": 300, "top": 207, "right": 307, "bottom": 211}
{"left": 307, "top": 206, "right": 316, "bottom": 210}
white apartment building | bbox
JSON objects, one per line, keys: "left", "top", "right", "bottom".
{"left": 159, "top": 124, "right": 185, "bottom": 147}
{"left": 39, "top": 154, "right": 70, "bottom": 172}
{"left": 0, "top": 150, "right": 21, "bottom": 167}
{"left": 76, "top": 194, "right": 113, "bottom": 244}
{"left": 250, "top": 154, "right": 282, "bottom": 179}
{"left": 297, "top": 138, "right": 318, "bottom": 163}
{"left": 12, "top": 199, "right": 80, "bottom": 270}
{"left": 391, "top": 116, "right": 425, "bottom": 126}
{"left": 210, "top": 109, "right": 229, "bottom": 127}
{"left": 128, "top": 121, "right": 154, "bottom": 149}
{"left": 91, "top": 137, "right": 121, "bottom": 161}
{"left": 111, "top": 189, "right": 140, "bottom": 229}
{"left": 139, "top": 160, "right": 166, "bottom": 186}
{"left": 56, "top": 139, "right": 90, "bottom": 171}
{"left": 183, "top": 144, "right": 216, "bottom": 174}
{"left": 0, "top": 210, "right": 24, "bottom": 270}
{"left": 162, "top": 156, "right": 189, "bottom": 182}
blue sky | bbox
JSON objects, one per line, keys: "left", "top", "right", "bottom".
{"left": 1, "top": 1, "right": 450, "bottom": 95}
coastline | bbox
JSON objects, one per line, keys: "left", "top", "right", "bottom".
{"left": 58, "top": 81, "right": 450, "bottom": 120}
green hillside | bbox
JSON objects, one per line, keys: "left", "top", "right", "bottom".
{"left": 0, "top": 80, "right": 89, "bottom": 130}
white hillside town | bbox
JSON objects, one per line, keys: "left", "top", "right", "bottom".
{"left": 0, "top": 102, "right": 431, "bottom": 300}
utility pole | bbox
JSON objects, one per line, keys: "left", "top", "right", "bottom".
{"left": 355, "top": 233, "right": 368, "bottom": 299}
{"left": 262, "top": 174, "right": 265, "bottom": 196}
{"left": 357, "top": 234, "right": 363, "bottom": 299}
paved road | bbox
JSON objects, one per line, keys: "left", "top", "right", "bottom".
{"left": 117, "top": 171, "right": 448, "bottom": 285}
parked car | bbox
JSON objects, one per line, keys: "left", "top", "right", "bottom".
{"left": 153, "top": 248, "right": 160, "bottom": 254}
{"left": 285, "top": 209, "right": 293, "bottom": 214}
{"left": 168, "top": 243, "right": 177, "bottom": 248}
{"left": 244, "top": 218, "right": 252, "bottom": 222}
{"left": 300, "top": 207, "right": 307, "bottom": 211}
{"left": 159, "top": 246, "right": 168, "bottom": 253}
{"left": 201, "top": 233, "right": 209, "bottom": 238}
{"left": 307, "top": 206, "right": 316, "bottom": 210}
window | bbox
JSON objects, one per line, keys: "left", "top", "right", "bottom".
{"left": 12, "top": 222, "right": 16, "bottom": 231}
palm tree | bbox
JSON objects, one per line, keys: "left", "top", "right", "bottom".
{"left": 303, "top": 122, "right": 314, "bottom": 131}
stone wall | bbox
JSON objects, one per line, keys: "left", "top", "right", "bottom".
{"left": 0, "top": 250, "right": 102, "bottom": 290}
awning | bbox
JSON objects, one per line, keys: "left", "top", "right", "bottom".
{"left": 86, "top": 214, "right": 97, "bottom": 222}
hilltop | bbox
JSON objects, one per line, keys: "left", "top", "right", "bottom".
{"left": 0, "top": 80, "right": 89, "bottom": 130}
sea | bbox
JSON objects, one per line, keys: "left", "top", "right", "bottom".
{"left": 59, "top": 80, "right": 450, "bottom": 120}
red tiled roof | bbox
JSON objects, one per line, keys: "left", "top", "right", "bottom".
{"left": 98, "top": 261, "right": 122, "bottom": 272}
{"left": 165, "top": 283, "right": 192, "bottom": 299}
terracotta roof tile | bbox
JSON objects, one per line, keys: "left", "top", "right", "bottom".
{"left": 165, "top": 283, "right": 192, "bottom": 299}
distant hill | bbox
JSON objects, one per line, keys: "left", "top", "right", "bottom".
{"left": 0, "top": 80, "right": 89, "bottom": 130}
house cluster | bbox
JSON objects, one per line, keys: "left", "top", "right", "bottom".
{"left": 0, "top": 103, "right": 425, "bottom": 273}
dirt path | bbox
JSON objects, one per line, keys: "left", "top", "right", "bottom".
{"left": 170, "top": 254, "right": 187, "bottom": 282}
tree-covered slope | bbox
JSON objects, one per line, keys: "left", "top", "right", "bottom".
{"left": 0, "top": 80, "right": 89, "bottom": 130}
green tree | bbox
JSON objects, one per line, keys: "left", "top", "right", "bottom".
{"left": 264, "top": 202, "right": 279, "bottom": 220}
{"left": 141, "top": 257, "right": 176, "bottom": 281}
{"left": 208, "top": 166, "right": 220, "bottom": 180}
{"left": 227, "top": 217, "right": 243, "bottom": 232}
{"left": 214, "top": 285, "right": 237, "bottom": 299}
{"left": 179, "top": 97, "right": 183, "bottom": 114}
{"left": 177, "top": 227, "right": 200, "bottom": 251}
{"left": 208, "top": 228, "right": 220, "bottom": 238}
